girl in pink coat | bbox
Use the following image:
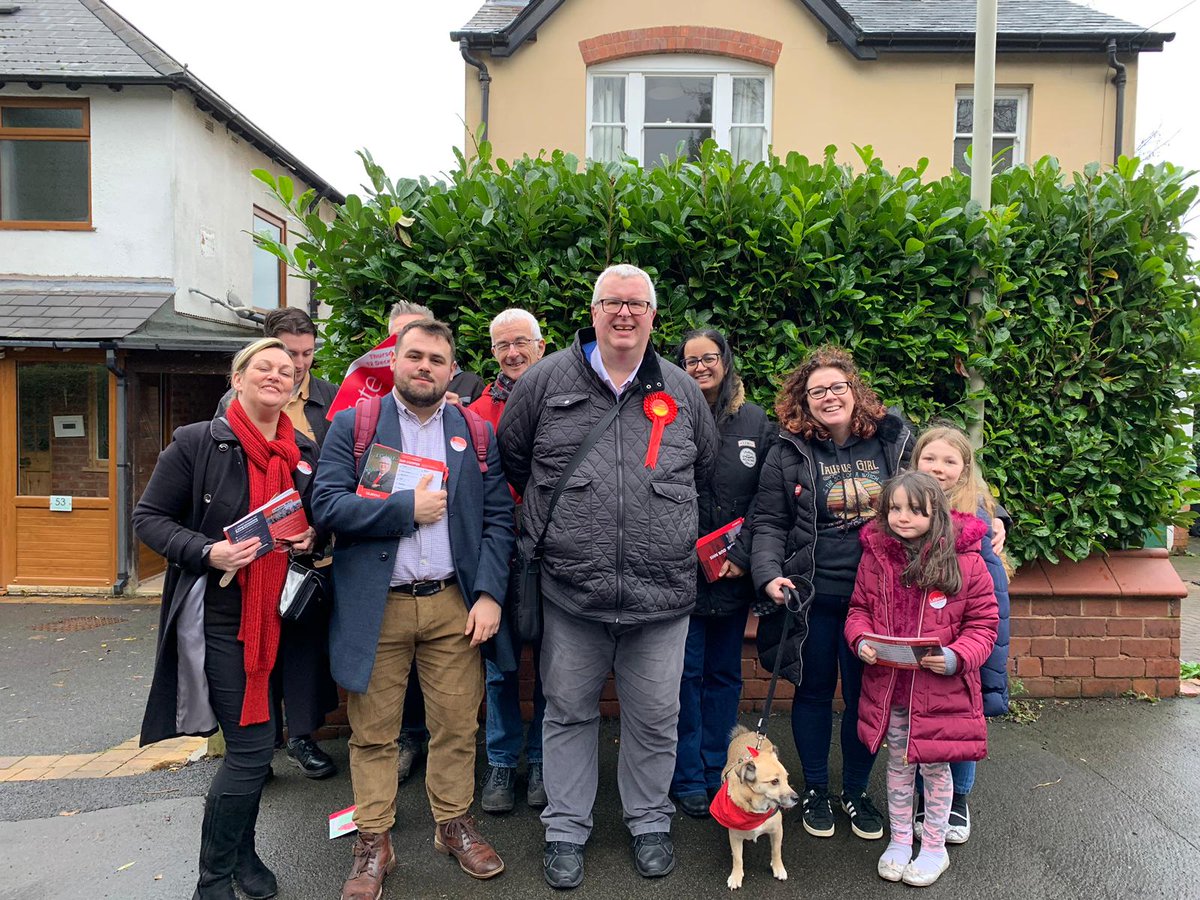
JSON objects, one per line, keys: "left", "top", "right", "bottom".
{"left": 844, "top": 472, "right": 997, "bottom": 887}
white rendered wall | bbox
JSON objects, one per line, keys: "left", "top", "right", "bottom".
{"left": 169, "top": 92, "right": 314, "bottom": 326}
{"left": 0, "top": 85, "right": 174, "bottom": 278}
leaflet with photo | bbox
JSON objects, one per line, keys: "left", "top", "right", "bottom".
{"left": 860, "top": 633, "right": 941, "bottom": 669}
{"left": 695, "top": 518, "right": 744, "bottom": 583}
{"left": 356, "top": 443, "right": 447, "bottom": 500}
{"left": 223, "top": 488, "right": 309, "bottom": 560}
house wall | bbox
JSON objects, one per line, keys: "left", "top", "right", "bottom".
{"left": 0, "top": 85, "right": 174, "bottom": 277}
{"left": 168, "top": 93, "right": 316, "bottom": 326}
{"left": 464, "top": 0, "right": 1139, "bottom": 173}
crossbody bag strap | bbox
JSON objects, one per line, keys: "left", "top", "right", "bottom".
{"left": 530, "top": 393, "right": 629, "bottom": 556}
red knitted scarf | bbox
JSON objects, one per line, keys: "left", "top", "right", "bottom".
{"left": 226, "top": 398, "right": 300, "bottom": 726}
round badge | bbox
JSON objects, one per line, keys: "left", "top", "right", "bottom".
{"left": 449, "top": 436, "right": 468, "bottom": 452}
{"left": 928, "top": 590, "right": 947, "bottom": 609}
{"left": 739, "top": 448, "right": 757, "bottom": 468}
{"left": 296, "top": 460, "right": 313, "bottom": 475}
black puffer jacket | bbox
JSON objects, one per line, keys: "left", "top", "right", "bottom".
{"left": 750, "top": 410, "right": 913, "bottom": 684}
{"left": 499, "top": 329, "right": 718, "bottom": 624}
{"left": 693, "top": 385, "right": 776, "bottom": 617}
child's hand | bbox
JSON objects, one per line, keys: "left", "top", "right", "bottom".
{"left": 919, "top": 654, "right": 948, "bottom": 674}
{"left": 858, "top": 643, "right": 877, "bottom": 665}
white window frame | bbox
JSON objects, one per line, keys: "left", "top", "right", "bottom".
{"left": 586, "top": 54, "right": 773, "bottom": 166}
{"left": 952, "top": 87, "right": 1029, "bottom": 174}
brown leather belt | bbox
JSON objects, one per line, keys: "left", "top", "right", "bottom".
{"left": 390, "top": 576, "right": 457, "bottom": 597}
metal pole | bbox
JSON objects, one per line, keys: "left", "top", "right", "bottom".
{"left": 966, "top": 0, "right": 998, "bottom": 448}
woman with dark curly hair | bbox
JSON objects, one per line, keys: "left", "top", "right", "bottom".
{"left": 750, "top": 344, "right": 913, "bottom": 845}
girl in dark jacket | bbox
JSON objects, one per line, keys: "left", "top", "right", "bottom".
{"left": 669, "top": 329, "right": 775, "bottom": 817}
{"left": 844, "top": 472, "right": 997, "bottom": 887}
{"left": 912, "top": 424, "right": 1012, "bottom": 845}
{"left": 134, "top": 337, "right": 319, "bottom": 900}
{"left": 750, "top": 345, "right": 913, "bottom": 842}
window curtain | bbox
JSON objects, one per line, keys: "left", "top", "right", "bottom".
{"left": 591, "top": 77, "right": 625, "bottom": 162}
{"left": 730, "top": 78, "right": 765, "bottom": 164}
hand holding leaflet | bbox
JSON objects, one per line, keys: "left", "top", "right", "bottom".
{"left": 859, "top": 633, "right": 940, "bottom": 669}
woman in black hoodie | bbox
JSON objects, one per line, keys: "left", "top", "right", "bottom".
{"left": 669, "top": 329, "right": 775, "bottom": 818}
{"left": 750, "top": 345, "right": 913, "bottom": 843}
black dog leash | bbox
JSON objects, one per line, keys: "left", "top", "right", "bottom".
{"left": 754, "top": 580, "right": 814, "bottom": 747}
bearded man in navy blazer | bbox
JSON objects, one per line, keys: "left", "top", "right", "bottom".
{"left": 312, "top": 319, "right": 515, "bottom": 899}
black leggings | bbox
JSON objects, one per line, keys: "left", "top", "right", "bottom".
{"left": 204, "top": 625, "right": 277, "bottom": 798}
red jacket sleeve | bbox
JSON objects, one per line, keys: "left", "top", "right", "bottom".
{"left": 845, "top": 553, "right": 882, "bottom": 652}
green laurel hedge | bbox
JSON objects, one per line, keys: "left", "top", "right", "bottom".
{"left": 252, "top": 143, "right": 1200, "bottom": 565}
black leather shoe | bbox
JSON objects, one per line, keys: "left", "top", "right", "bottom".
{"left": 527, "top": 762, "right": 548, "bottom": 809}
{"left": 480, "top": 764, "right": 516, "bottom": 813}
{"left": 397, "top": 733, "right": 426, "bottom": 785}
{"left": 543, "top": 841, "right": 584, "bottom": 889}
{"left": 285, "top": 736, "right": 336, "bottom": 779}
{"left": 675, "top": 793, "right": 709, "bottom": 819}
{"left": 631, "top": 832, "right": 675, "bottom": 878}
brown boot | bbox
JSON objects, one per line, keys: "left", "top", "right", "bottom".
{"left": 340, "top": 832, "right": 395, "bottom": 900}
{"left": 434, "top": 814, "right": 505, "bottom": 879}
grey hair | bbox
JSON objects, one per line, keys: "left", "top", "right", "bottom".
{"left": 591, "top": 264, "right": 657, "bottom": 310}
{"left": 489, "top": 308, "right": 543, "bottom": 341}
{"left": 388, "top": 300, "right": 434, "bottom": 323}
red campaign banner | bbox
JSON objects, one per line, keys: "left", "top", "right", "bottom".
{"left": 326, "top": 334, "right": 397, "bottom": 420}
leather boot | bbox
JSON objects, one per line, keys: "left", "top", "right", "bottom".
{"left": 434, "top": 814, "right": 505, "bottom": 879}
{"left": 234, "top": 789, "right": 278, "bottom": 899}
{"left": 340, "top": 831, "right": 395, "bottom": 900}
{"left": 192, "top": 791, "right": 258, "bottom": 899}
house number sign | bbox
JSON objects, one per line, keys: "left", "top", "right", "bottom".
{"left": 49, "top": 495, "right": 73, "bottom": 513}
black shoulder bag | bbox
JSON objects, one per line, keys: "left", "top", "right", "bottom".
{"left": 510, "top": 396, "right": 627, "bottom": 642}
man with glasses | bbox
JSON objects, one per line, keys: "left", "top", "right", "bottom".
{"left": 469, "top": 309, "right": 548, "bottom": 815}
{"left": 498, "top": 264, "right": 717, "bottom": 889}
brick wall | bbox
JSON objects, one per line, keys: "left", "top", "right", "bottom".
{"left": 579, "top": 27, "right": 782, "bottom": 66}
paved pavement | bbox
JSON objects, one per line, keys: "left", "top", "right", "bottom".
{"left": 2, "top": 584, "right": 1199, "bottom": 899}
{"left": 1171, "top": 552, "right": 1200, "bottom": 662}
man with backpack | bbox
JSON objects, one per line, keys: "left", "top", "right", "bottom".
{"left": 311, "top": 318, "right": 516, "bottom": 898}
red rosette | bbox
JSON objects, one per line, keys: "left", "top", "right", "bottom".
{"left": 643, "top": 391, "right": 678, "bottom": 469}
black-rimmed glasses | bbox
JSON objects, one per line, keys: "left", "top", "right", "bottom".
{"left": 683, "top": 353, "right": 721, "bottom": 370}
{"left": 806, "top": 381, "right": 851, "bottom": 400}
{"left": 596, "top": 298, "right": 652, "bottom": 316}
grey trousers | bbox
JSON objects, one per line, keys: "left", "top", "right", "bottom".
{"left": 539, "top": 598, "right": 690, "bottom": 844}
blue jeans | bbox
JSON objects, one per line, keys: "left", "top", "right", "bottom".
{"left": 790, "top": 593, "right": 876, "bottom": 794}
{"left": 918, "top": 761, "right": 977, "bottom": 796}
{"left": 485, "top": 648, "right": 544, "bottom": 767}
{"left": 671, "top": 609, "right": 748, "bottom": 798}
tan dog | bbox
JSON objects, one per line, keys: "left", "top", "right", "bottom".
{"left": 710, "top": 725, "right": 800, "bottom": 891}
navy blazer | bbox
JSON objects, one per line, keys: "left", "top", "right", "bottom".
{"left": 311, "top": 394, "right": 516, "bottom": 693}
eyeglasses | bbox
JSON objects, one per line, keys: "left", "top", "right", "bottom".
{"left": 596, "top": 298, "right": 652, "bottom": 316}
{"left": 683, "top": 353, "right": 722, "bottom": 370}
{"left": 806, "top": 381, "right": 851, "bottom": 400}
{"left": 492, "top": 337, "right": 534, "bottom": 354}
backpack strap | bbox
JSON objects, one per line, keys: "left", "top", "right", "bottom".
{"left": 460, "top": 406, "right": 490, "bottom": 474}
{"left": 352, "top": 396, "right": 382, "bottom": 468}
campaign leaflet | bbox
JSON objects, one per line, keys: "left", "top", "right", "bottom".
{"left": 859, "top": 633, "right": 941, "bottom": 669}
{"left": 356, "top": 443, "right": 448, "bottom": 500}
{"left": 222, "top": 488, "right": 309, "bottom": 561}
{"left": 695, "top": 518, "right": 744, "bottom": 583}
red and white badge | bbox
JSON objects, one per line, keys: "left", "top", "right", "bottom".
{"left": 296, "top": 460, "right": 313, "bottom": 476}
{"left": 449, "top": 436, "right": 468, "bottom": 452}
{"left": 928, "top": 590, "right": 947, "bottom": 609}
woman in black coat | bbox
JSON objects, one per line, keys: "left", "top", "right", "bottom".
{"left": 134, "top": 337, "right": 319, "bottom": 900}
{"left": 750, "top": 345, "right": 913, "bottom": 844}
{"left": 669, "top": 328, "right": 775, "bottom": 817}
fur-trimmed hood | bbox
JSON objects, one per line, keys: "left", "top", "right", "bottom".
{"left": 859, "top": 509, "right": 988, "bottom": 567}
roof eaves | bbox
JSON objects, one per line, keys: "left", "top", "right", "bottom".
{"left": 451, "top": 0, "right": 570, "bottom": 58}
{"left": 858, "top": 30, "right": 1174, "bottom": 54}
{"left": 794, "top": 0, "right": 878, "bottom": 60}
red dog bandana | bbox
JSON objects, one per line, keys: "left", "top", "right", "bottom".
{"left": 709, "top": 785, "right": 780, "bottom": 831}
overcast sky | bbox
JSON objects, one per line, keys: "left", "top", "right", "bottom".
{"left": 107, "top": 0, "right": 1199, "bottom": 202}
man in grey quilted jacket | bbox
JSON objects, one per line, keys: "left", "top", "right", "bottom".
{"left": 498, "top": 264, "right": 718, "bottom": 889}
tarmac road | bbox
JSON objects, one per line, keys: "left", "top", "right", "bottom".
{"left": 2, "top": 701, "right": 1199, "bottom": 900}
